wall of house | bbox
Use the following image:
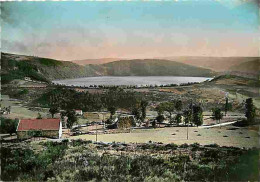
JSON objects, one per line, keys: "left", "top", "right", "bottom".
{"left": 17, "top": 130, "right": 59, "bottom": 139}
{"left": 59, "top": 122, "right": 62, "bottom": 139}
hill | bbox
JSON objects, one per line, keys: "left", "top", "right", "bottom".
{"left": 229, "top": 59, "right": 259, "bottom": 75}
{"left": 157, "top": 56, "right": 258, "bottom": 72}
{"left": 72, "top": 56, "right": 257, "bottom": 72}
{"left": 95, "top": 59, "right": 215, "bottom": 77}
{"left": 1, "top": 52, "right": 98, "bottom": 84}
{"left": 73, "top": 58, "right": 123, "bottom": 65}
{"left": 1, "top": 53, "right": 215, "bottom": 84}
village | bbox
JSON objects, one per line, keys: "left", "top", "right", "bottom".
{"left": 1, "top": 77, "right": 259, "bottom": 181}
{"left": 1, "top": 74, "right": 259, "bottom": 149}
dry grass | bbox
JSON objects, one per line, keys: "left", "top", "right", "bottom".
{"left": 70, "top": 125, "right": 259, "bottom": 148}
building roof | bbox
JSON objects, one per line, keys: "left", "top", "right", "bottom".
{"left": 17, "top": 119, "right": 60, "bottom": 131}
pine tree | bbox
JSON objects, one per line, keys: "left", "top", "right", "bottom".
{"left": 245, "top": 98, "right": 256, "bottom": 123}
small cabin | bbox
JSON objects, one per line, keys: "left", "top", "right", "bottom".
{"left": 75, "top": 110, "right": 83, "bottom": 116}
{"left": 16, "top": 119, "right": 62, "bottom": 139}
{"left": 24, "top": 77, "right": 32, "bottom": 81}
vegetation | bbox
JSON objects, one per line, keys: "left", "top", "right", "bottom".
{"left": 224, "top": 97, "right": 232, "bottom": 115}
{"left": 101, "top": 59, "right": 215, "bottom": 77}
{"left": 245, "top": 98, "right": 256, "bottom": 123}
{"left": 1, "top": 141, "right": 258, "bottom": 181}
{"left": 65, "top": 110, "right": 78, "bottom": 129}
{"left": 192, "top": 105, "right": 203, "bottom": 127}
{"left": 158, "top": 102, "right": 175, "bottom": 123}
{"left": 174, "top": 113, "right": 182, "bottom": 126}
{"left": 49, "top": 106, "right": 59, "bottom": 118}
{"left": 212, "top": 107, "right": 223, "bottom": 125}
{"left": 118, "top": 117, "right": 135, "bottom": 129}
{"left": 1, "top": 55, "right": 50, "bottom": 84}
{"left": 1, "top": 53, "right": 216, "bottom": 85}
{"left": 1, "top": 141, "right": 68, "bottom": 181}
{"left": 35, "top": 87, "right": 140, "bottom": 113}
{"left": 0, "top": 117, "right": 19, "bottom": 135}
{"left": 183, "top": 109, "right": 192, "bottom": 125}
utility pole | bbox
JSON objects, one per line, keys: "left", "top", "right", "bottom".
{"left": 187, "top": 100, "right": 193, "bottom": 140}
{"left": 187, "top": 120, "right": 189, "bottom": 140}
{"left": 96, "top": 122, "right": 98, "bottom": 142}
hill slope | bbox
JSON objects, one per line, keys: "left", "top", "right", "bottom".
{"left": 1, "top": 53, "right": 215, "bottom": 84}
{"left": 72, "top": 56, "right": 257, "bottom": 72}
{"left": 229, "top": 59, "right": 259, "bottom": 74}
{"left": 96, "top": 59, "right": 215, "bottom": 77}
{"left": 1, "top": 52, "right": 98, "bottom": 83}
{"left": 157, "top": 56, "right": 259, "bottom": 72}
{"left": 73, "top": 58, "right": 123, "bottom": 65}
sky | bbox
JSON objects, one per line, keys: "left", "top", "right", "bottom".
{"left": 1, "top": 0, "right": 259, "bottom": 61}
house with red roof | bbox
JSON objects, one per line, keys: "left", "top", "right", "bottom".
{"left": 16, "top": 118, "right": 62, "bottom": 139}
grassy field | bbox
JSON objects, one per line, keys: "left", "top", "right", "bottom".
{"left": 70, "top": 125, "right": 259, "bottom": 148}
{"left": 1, "top": 95, "right": 50, "bottom": 119}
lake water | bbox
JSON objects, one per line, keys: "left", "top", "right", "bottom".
{"left": 53, "top": 76, "right": 212, "bottom": 87}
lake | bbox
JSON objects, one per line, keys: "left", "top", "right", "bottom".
{"left": 53, "top": 76, "right": 212, "bottom": 87}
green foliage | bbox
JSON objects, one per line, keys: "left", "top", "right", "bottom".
{"left": 131, "top": 99, "right": 148, "bottom": 125}
{"left": 0, "top": 117, "right": 18, "bottom": 135}
{"left": 131, "top": 105, "right": 142, "bottom": 123}
{"left": 1, "top": 141, "right": 68, "bottom": 181}
{"left": 174, "top": 100, "right": 183, "bottom": 112}
{"left": 1, "top": 58, "right": 50, "bottom": 84}
{"left": 192, "top": 105, "right": 203, "bottom": 126}
{"left": 140, "top": 100, "right": 148, "bottom": 122}
{"left": 1, "top": 142, "right": 258, "bottom": 182}
{"left": 49, "top": 106, "right": 59, "bottom": 118}
{"left": 224, "top": 97, "right": 232, "bottom": 114}
{"left": 37, "top": 58, "right": 63, "bottom": 67}
{"left": 66, "top": 110, "right": 78, "bottom": 129}
{"left": 35, "top": 87, "right": 141, "bottom": 113}
{"left": 156, "top": 115, "right": 165, "bottom": 124}
{"left": 212, "top": 107, "right": 223, "bottom": 123}
{"left": 183, "top": 109, "right": 192, "bottom": 125}
{"left": 245, "top": 98, "right": 256, "bottom": 123}
{"left": 37, "top": 113, "right": 43, "bottom": 119}
{"left": 103, "top": 59, "right": 214, "bottom": 77}
{"left": 27, "top": 130, "right": 43, "bottom": 137}
{"left": 158, "top": 102, "right": 175, "bottom": 122}
{"left": 175, "top": 114, "right": 182, "bottom": 125}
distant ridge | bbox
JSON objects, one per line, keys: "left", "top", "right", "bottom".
{"left": 94, "top": 59, "right": 215, "bottom": 77}
{"left": 229, "top": 59, "right": 259, "bottom": 74}
{"left": 73, "top": 58, "right": 124, "bottom": 65}
{"left": 72, "top": 56, "right": 258, "bottom": 72}
{"left": 1, "top": 52, "right": 215, "bottom": 84}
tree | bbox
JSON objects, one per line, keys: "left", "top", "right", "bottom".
{"left": 156, "top": 104, "right": 165, "bottom": 127}
{"left": 0, "top": 117, "right": 19, "bottom": 135}
{"left": 192, "top": 105, "right": 203, "bottom": 127}
{"left": 66, "top": 110, "right": 78, "bottom": 129}
{"left": 131, "top": 105, "right": 142, "bottom": 126}
{"left": 160, "top": 102, "right": 175, "bottom": 123}
{"left": 49, "top": 106, "right": 59, "bottom": 118}
{"left": 224, "top": 97, "right": 228, "bottom": 116}
{"left": 175, "top": 100, "right": 183, "bottom": 112}
{"left": 108, "top": 106, "right": 117, "bottom": 120}
{"left": 156, "top": 115, "right": 165, "bottom": 128}
{"left": 224, "top": 97, "right": 232, "bottom": 116}
{"left": 175, "top": 114, "right": 182, "bottom": 126}
{"left": 183, "top": 109, "right": 192, "bottom": 126}
{"left": 212, "top": 107, "right": 223, "bottom": 126}
{"left": 140, "top": 100, "right": 148, "bottom": 123}
{"left": 152, "top": 119, "right": 157, "bottom": 128}
{"left": 37, "top": 113, "right": 42, "bottom": 119}
{"left": 245, "top": 98, "right": 256, "bottom": 123}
